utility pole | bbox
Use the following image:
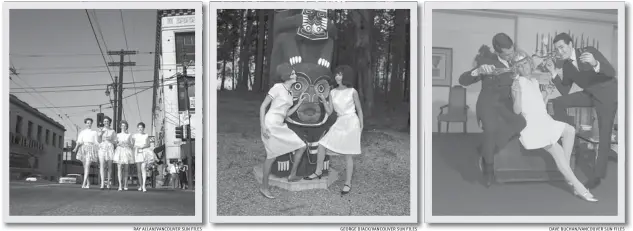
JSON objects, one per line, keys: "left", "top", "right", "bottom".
{"left": 111, "top": 76, "right": 118, "bottom": 134}
{"left": 182, "top": 49, "right": 194, "bottom": 189}
{"left": 108, "top": 49, "right": 137, "bottom": 133}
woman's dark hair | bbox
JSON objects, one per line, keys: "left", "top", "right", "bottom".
{"left": 120, "top": 120, "right": 129, "bottom": 128}
{"left": 137, "top": 122, "right": 146, "bottom": 129}
{"left": 103, "top": 116, "right": 112, "bottom": 123}
{"left": 84, "top": 118, "right": 93, "bottom": 124}
{"left": 276, "top": 63, "right": 294, "bottom": 82}
{"left": 333, "top": 65, "right": 355, "bottom": 88}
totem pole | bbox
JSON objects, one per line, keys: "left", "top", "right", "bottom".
{"left": 268, "top": 9, "right": 338, "bottom": 178}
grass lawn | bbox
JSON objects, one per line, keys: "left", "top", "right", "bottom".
{"left": 216, "top": 91, "right": 411, "bottom": 216}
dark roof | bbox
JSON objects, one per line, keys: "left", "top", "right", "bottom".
{"left": 159, "top": 9, "right": 195, "bottom": 17}
{"left": 9, "top": 94, "right": 66, "bottom": 131}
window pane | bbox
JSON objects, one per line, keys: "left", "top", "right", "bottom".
{"left": 37, "top": 126, "right": 42, "bottom": 142}
{"left": 27, "top": 121, "right": 33, "bottom": 138}
{"left": 46, "top": 130, "right": 49, "bottom": 144}
{"left": 175, "top": 32, "right": 195, "bottom": 64}
{"left": 15, "top": 116, "right": 22, "bottom": 134}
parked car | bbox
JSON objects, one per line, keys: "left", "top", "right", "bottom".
{"left": 25, "top": 174, "right": 44, "bottom": 182}
{"left": 58, "top": 174, "right": 82, "bottom": 184}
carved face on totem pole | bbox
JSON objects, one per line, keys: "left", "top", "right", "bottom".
{"left": 271, "top": 9, "right": 337, "bottom": 127}
{"left": 269, "top": 9, "right": 337, "bottom": 177}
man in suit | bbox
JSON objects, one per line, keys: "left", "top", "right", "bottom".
{"left": 459, "top": 33, "right": 527, "bottom": 187}
{"left": 545, "top": 32, "right": 617, "bottom": 189}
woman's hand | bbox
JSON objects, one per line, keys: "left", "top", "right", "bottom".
{"left": 318, "top": 94, "right": 327, "bottom": 104}
{"left": 261, "top": 125, "right": 270, "bottom": 139}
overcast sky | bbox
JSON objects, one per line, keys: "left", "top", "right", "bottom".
{"left": 10, "top": 9, "right": 158, "bottom": 141}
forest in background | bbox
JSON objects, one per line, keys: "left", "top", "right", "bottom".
{"left": 216, "top": 9, "right": 411, "bottom": 116}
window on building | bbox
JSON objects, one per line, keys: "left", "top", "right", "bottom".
{"left": 27, "top": 121, "right": 33, "bottom": 138}
{"left": 37, "top": 126, "right": 42, "bottom": 142}
{"left": 15, "top": 115, "right": 23, "bottom": 134}
{"left": 175, "top": 32, "right": 195, "bottom": 64}
{"left": 177, "top": 77, "right": 195, "bottom": 111}
{"left": 57, "top": 154, "right": 62, "bottom": 172}
{"left": 52, "top": 133, "right": 57, "bottom": 147}
{"left": 59, "top": 136, "right": 63, "bottom": 148}
{"left": 46, "top": 129, "right": 50, "bottom": 145}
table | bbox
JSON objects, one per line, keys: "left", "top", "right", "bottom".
{"left": 575, "top": 130, "right": 618, "bottom": 164}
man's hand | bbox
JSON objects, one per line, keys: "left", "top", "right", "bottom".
{"left": 580, "top": 52, "right": 598, "bottom": 67}
{"left": 475, "top": 64, "right": 495, "bottom": 76}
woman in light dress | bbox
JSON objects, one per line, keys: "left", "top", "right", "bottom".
{"left": 73, "top": 118, "right": 99, "bottom": 189}
{"left": 304, "top": 65, "right": 363, "bottom": 195}
{"left": 97, "top": 116, "right": 116, "bottom": 190}
{"left": 131, "top": 122, "right": 155, "bottom": 192}
{"left": 510, "top": 50, "right": 597, "bottom": 202}
{"left": 113, "top": 120, "right": 134, "bottom": 191}
{"left": 259, "top": 63, "right": 308, "bottom": 199}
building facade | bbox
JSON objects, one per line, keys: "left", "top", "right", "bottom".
{"left": 10, "top": 94, "right": 66, "bottom": 181}
{"left": 154, "top": 9, "right": 197, "bottom": 163}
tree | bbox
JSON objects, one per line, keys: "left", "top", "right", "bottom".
{"left": 350, "top": 10, "right": 375, "bottom": 117}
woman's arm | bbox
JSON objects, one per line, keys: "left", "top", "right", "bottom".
{"left": 286, "top": 97, "right": 305, "bottom": 117}
{"left": 352, "top": 89, "right": 364, "bottom": 129}
{"left": 511, "top": 80, "right": 522, "bottom": 114}
{"left": 260, "top": 96, "right": 272, "bottom": 128}
{"left": 323, "top": 92, "right": 334, "bottom": 115}
{"left": 144, "top": 136, "right": 151, "bottom": 149}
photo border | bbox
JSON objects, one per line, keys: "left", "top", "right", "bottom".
{"left": 210, "top": 1, "right": 419, "bottom": 224}
{"left": 3, "top": 1, "right": 204, "bottom": 224}
{"left": 423, "top": 1, "right": 626, "bottom": 224}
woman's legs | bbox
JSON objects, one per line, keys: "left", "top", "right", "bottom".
{"left": 344, "top": 155, "right": 354, "bottom": 186}
{"left": 123, "top": 164, "right": 129, "bottom": 189}
{"left": 117, "top": 163, "right": 124, "bottom": 190}
{"left": 544, "top": 143, "right": 592, "bottom": 196}
{"left": 99, "top": 155, "right": 106, "bottom": 188}
{"left": 260, "top": 157, "right": 276, "bottom": 198}
{"left": 288, "top": 145, "right": 307, "bottom": 180}
{"left": 141, "top": 163, "right": 148, "bottom": 191}
{"left": 136, "top": 163, "right": 143, "bottom": 190}
{"left": 560, "top": 124, "right": 576, "bottom": 166}
{"left": 106, "top": 160, "right": 113, "bottom": 188}
{"left": 82, "top": 156, "right": 90, "bottom": 188}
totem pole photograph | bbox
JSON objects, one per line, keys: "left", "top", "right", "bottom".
{"left": 214, "top": 2, "right": 417, "bottom": 222}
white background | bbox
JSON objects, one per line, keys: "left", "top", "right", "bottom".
{"left": 1, "top": 0, "right": 632, "bottom": 231}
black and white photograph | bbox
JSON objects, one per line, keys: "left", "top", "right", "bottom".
{"left": 4, "top": 2, "right": 203, "bottom": 223}
{"left": 424, "top": 2, "right": 625, "bottom": 223}
{"left": 210, "top": 1, "right": 418, "bottom": 223}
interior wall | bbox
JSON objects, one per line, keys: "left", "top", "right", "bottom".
{"left": 432, "top": 11, "right": 516, "bottom": 133}
{"left": 432, "top": 10, "right": 617, "bottom": 133}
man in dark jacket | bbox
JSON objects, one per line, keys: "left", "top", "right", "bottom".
{"left": 458, "top": 33, "right": 527, "bottom": 187}
{"left": 546, "top": 32, "right": 617, "bottom": 189}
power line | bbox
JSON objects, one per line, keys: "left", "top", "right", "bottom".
{"left": 120, "top": 9, "right": 143, "bottom": 122}
{"left": 10, "top": 85, "right": 154, "bottom": 93}
{"left": 31, "top": 86, "right": 154, "bottom": 109}
{"left": 17, "top": 69, "right": 155, "bottom": 75}
{"left": 10, "top": 51, "right": 177, "bottom": 57}
{"left": 85, "top": 9, "right": 115, "bottom": 84}
{"left": 10, "top": 80, "right": 154, "bottom": 90}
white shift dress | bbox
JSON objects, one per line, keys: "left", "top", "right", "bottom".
{"left": 513, "top": 76, "right": 566, "bottom": 150}
{"left": 113, "top": 133, "right": 134, "bottom": 164}
{"left": 262, "top": 83, "right": 306, "bottom": 159}
{"left": 132, "top": 133, "right": 156, "bottom": 164}
{"left": 318, "top": 88, "right": 362, "bottom": 155}
{"left": 98, "top": 129, "right": 116, "bottom": 161}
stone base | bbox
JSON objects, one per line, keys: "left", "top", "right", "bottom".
{"left": 253, "top": 165, "right": 339, "bottom": 191}
{"left": 492, "top": 138, "right": 575, "bottom": 183}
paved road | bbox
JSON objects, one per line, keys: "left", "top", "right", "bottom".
{"left": 432, "top": 133, "right": 619, "bottom": 216}
{"left": 10, "top": 182, "right": 195, "bottom": 216}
